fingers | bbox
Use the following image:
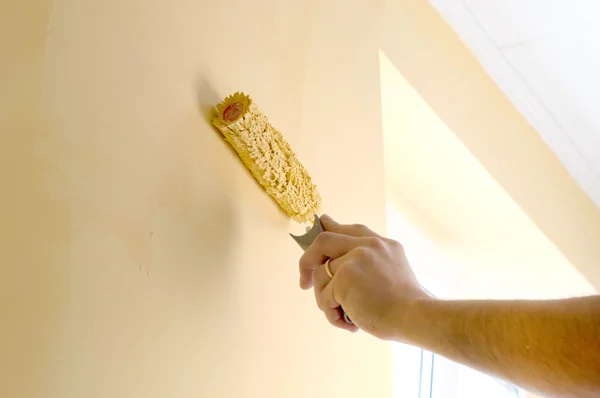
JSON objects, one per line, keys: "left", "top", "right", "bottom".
{"left": 312, "top": 256, "right": 345, "bottom": 294}
{"left": 299, "top": 215, "right": 378, "bottom": 289}
{"left": 298, "top": 215, "right": 377, "bottom": 333}
{"left": 299, "top": 232, "right": 360, "bottom": 289}
{"left": 321, "top": 272, "right": 358, "bottom": 332}
{"left": 310, "top": 255, "right": 358, "bottom": 332}
{"left": 325, "top": 307, "right": 358, "bottom": 332}
{"left": 319, "top": 214, "right": 340, "bottom": 230}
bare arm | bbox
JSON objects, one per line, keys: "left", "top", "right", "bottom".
{"left": 299, "top": 215, "right": 600, "bottom": 398}
{"left": 405, "top": 296, "right": 600, "bottom": 398}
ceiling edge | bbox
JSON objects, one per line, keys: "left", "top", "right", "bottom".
{"left": 428, "top": 0, "right": 600, "bottom": 209}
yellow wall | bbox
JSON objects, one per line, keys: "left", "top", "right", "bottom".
{"left": 3, "top": 0, "right": 599, "bottom": 397}
{"left": 0, "top": 1, "right": 391, "bottom": 397}
{"left": 379, "top": 0, "right": 600, "bottom": 291}
{"left": 381, "top": 51, "right": 594, "bottom": 300}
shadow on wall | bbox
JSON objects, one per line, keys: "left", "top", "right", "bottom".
{"left": 195, "top": 77, "right": 221, "bottom": 126}
{"left": 191, "top": 76, "right": 293, "bottom": 227}
{"left": 0, "top": 110, "right": 73, "bottom": 397}
{"left": 155, "top": 75, "right": 243, "bottom": 316}
{"left": 144, "top": 79, "right": 248, "bottom": 397}
{"left": 190, "top": 76, "right": 259, "bottom": 198}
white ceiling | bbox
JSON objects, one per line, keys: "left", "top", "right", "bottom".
{"left": 429, "top": 0, "right": 600, "bottom": 209}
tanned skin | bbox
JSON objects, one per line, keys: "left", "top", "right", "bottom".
{"left": 299, "top": 215, "right": 600, "bottom": 398}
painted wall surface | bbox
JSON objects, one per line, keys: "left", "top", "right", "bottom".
{"left": 4, "top": 0, "right": 598, "bottom": 396}
{"left": 0, "top": 1, "right": 391, "bottom": 397}
{"left": 379, "top": 0, "right": 600, "bottom": 290}
{"left": 381, "top": 52, "right": 594, "bottom": 300}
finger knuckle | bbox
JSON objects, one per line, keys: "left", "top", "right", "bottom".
{"left": 299, "top": 253, "right": 311, "bottom": 271}
{"left": 352, "top": 223, "right": 368, "bottom": 232}
{"left": 366, "top": 236, "right": 386, "bottom": 250}
{"left": 333, "top": 261, "right": 349, "bottom": 280}
{"left": 352, "top": 246, "right": 374, "bottom": 262}
{"left": 312, "top": 267, "right": 328, "bottom": 288}
{"left": 313, "top": 231, "right": 334, "bottom": 247}
{"left": 386, "top": 238, "right": 404, "bottom": 252}
{"left": 330, "top": 223, "right": 343, "bottom": 233}
{"left": 325, "top": 309, "right": 338, "bottom": 325}
{"left": 314, "top": 289, "right": 324, "bottom": 311}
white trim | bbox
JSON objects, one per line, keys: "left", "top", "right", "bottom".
{"left": 428, "top": 0, "right": 600, "bottom": 209}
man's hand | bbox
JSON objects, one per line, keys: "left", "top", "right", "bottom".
{"left": 298, "top": 214, "right": 430, "bottom": 340}
{"left": 298, "top": 215, "right": 600, "bottom": 398}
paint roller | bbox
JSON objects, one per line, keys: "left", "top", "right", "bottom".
{"left": 211, "top": 92, "right": 352, "bottom": 324}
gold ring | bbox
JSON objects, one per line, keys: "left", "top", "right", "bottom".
{"left": 325, "top": 259, "right": 334, "bottom": 279}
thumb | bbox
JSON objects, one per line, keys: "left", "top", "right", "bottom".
{"left": 320, "top": 214, "right": 339, "bottom": 231}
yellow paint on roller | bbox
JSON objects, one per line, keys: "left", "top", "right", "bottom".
{"left": 212, "top": 92, "right": 321, "bottom": 223}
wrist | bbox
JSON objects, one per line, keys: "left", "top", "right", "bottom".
{"left": 393, "top": 296, "right": 441, "bottom": 345}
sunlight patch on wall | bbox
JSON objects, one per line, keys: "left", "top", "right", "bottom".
{"left": 379, "top": 48, "right": 595, "bottom": 300}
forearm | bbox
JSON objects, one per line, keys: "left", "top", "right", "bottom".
{"left": 402, "top": 296, "right": 600, "bottom": 398}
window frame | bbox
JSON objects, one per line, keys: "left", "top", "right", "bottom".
{"left": 387, "top": 203, "right": 522, "bottom": 398}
